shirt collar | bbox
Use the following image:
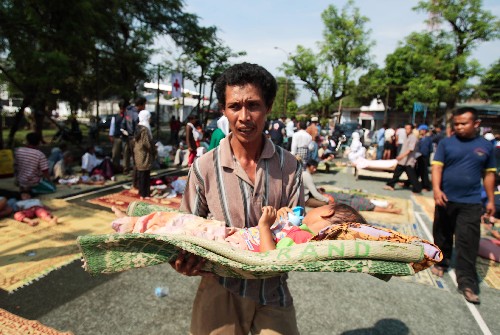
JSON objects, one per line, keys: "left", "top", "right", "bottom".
{"left": 219, "top": 133, "right": 276, "bottom": 169}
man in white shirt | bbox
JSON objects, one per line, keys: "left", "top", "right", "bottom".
{"left": 291, "top": 121, "right": 312, "bottom": 166}
{"left": 81, "top": 146, "right": 103, "bottom": 175}
{"left": 395, "top": 125, "right": 407, "bottom": 155}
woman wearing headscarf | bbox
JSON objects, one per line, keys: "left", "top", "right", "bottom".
{"left": 133, "top": 110, "right": 156, "bottom": 199}
{"left": 208, "top": 116, "right": 229, "bottom": 151}
{"left": 347, "top": 132, "right": 366, "bottom": 162}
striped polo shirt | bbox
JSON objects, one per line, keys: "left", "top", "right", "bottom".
{"left": 14, "top": 146, "right": 49, "bottom": 188}
{"left": 181, "top": 134, "right": 304, "bottom": 307}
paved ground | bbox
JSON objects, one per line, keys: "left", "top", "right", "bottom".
{"left": 1, "top": 164, "right": 499, "bottom": 335}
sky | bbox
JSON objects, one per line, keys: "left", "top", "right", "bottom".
{"left": 156, "top": 0, "right": 500, "bottom": 105}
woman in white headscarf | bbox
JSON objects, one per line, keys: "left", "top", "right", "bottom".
{"left": 347, "top": 132, "right": 366, "bottom": 162}
{"left": 208, "top": 116, "right": 229, "bottom": 151}
{"left": 133, "top": 110, "right": 156, "bottom": 199}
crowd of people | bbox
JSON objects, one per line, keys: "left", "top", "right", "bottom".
{"left": 2, "top": 61, "right": 499, "bottom": 327}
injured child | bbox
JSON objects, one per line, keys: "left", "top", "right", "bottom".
{"left": 110, "top": 204, "right": 442, "bottom": 269}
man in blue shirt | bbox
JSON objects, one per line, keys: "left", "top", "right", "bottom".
{"left": 416, "top": 124, "right": 433, "bottom": 191}
{"left": 431, "top": 107, "right": 496, "bottom": 304}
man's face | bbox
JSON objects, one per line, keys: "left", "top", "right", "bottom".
{"left": 405, "top": 125, "right": 412, "bottom": 135}
{"left": 222, "top": 84, "right": 271, "bottom": 145}
{"left": 453, "top": 112, "right": 479, "bottom": 139}
{"left": 137, "top": 104, "right": 146, "bottom": 111}
{"left": 308, "top": 165, "right": 317, "bottom": 174}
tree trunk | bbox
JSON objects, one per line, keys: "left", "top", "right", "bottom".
{"left": 0, "top": 110, "right": 4, "bottom": 150}
{"left": 7, "top": 98, "right": 31, "bottom": 148}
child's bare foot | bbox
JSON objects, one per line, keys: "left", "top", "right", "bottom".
{"left": 49, "top": 216, "right": 59, "bottom": 225}
{"left": 24, "top": 219, "right": 39, "bottom": 226}
{"left": 392, "top": 208, "right": 402, "bottom": 215}
{"left": 111, "top": 206, "right": 126, "bottom": 218}
{"left": 383, "top": 185, "right": 395, "bottom": 191}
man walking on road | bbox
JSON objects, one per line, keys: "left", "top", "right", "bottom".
{"left": 430, "top": 107, "right": 496, "bottom": 304}
{"left": 174, "top": 63, "right": 304, "bottom": 334}
{"left": 383, "top": 123, "right": 422, "bottom": 194}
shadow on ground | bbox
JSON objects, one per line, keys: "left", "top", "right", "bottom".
{"left": 0, "top": 260, "right": 117, "bottom": 319}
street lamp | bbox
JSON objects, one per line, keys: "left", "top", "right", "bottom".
{"left": 274, "top": 46, "right": 290, "bottom": 116}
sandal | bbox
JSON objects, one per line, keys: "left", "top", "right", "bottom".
{"left": 430, "top": 265, "right": 445, "bottom": 277}
{"left": 460, "top": 287, "right": 480, "bottom": 305}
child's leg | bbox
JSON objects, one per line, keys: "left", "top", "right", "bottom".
{"left": 14, "top": 208, "right": 39, "bottom": 226}
{"left": 34, "top": 206, "right": 58, "bottom": 224}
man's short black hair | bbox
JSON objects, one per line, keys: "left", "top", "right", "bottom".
{"left": 26, "top": 132, "right": 41, "bottom": 146}
{"left": 298, "top": 121, "right": 307, "bottom": 130}
{"left": 215, "top": 62, "right": 277, "bottom": 108}
{"left": 118, "top": 100, "right": 127, "bottom": 109}
{"left": 453, "top": 107, "right": 478, "bottom": 121}
{"left": 135, "top": 96, "right": 147, "bottom": 106}
{"left": 306, "top": 159, "right": 319, "bottom": 168}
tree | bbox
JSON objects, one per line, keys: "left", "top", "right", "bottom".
{"left": 352, "top": 65, "right": 388, "bottom": 107}
{"left": 414, "top": 0, "right": 500, "bottom": 117}
{"left": 384, "top": 32, "right": 458, "bottom": 118}
{"left": 282, "top": 0, "right": 374, "bottom": 119}
{"left": 478, "top": 59, "right": 500, "bottom": 102}
{"left": 271, "top": 77, "right": 298, "bottom": 119}
{"left": 0, "top": 0, "right": 209, "bottom": 147}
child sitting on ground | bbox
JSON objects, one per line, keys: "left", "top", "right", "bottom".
{"left": 0, "top": 195, "right": 58, "bottom": 226}
{"left": 110, "top": 204, "right": 442, "bottom": 269}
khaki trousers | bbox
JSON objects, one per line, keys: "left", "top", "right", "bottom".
{"left": 190, "top": 277, "right": 299, "bottom": 335}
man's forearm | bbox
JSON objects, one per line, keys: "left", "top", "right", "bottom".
{"left": 483, "top": 172, "right": 496, "bottom": 204}
{"left": 431, "top": 164, "right": 443, "bottom": 191}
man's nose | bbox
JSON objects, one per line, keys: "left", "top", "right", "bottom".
{"left": 238, "top": 106, "right": 251, "bottom": 120}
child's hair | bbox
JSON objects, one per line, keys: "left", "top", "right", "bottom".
{"left": 324, "top": 203, "right": 367, "bottom": 225}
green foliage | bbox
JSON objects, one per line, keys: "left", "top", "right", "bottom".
{"left": 479, "top": 59, "right": 500, "bottom": 102}
{"left": 271, "top": 77, "right": 298, "bottom": 119}
{"left": 282, "top": 0, "right": 373, "bottom": 119}
{"left": 412, "top": 0, "right": 500, "bottom": 110}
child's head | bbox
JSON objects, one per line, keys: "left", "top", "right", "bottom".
{"left": 303, "top": 203, "right": 367, "bottom": 234}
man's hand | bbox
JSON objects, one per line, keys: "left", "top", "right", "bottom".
{"left": 433, "top": 189, "right": 448, "bottom": 207}
{"left": 170, "top": 250, "right": 213, "bottom": 277}
{"left": 485, "top": 202, "right": 496, "bottom": 218}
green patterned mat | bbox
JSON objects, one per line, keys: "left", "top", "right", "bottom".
{"left": 77, "top": 201, "right": 430, "bottom": 279}
{"left": 77, "top": 233, "right": 421, "bottom": 279}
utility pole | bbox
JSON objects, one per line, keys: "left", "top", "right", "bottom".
{"left": 274, "top": 46, "right": 290, "bottom": 117}
{"left": 156, "top": 64, "right": 161, "bottom": 141}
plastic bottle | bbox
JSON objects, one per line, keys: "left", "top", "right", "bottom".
{"left": 155, "top": 286, "right": 169, "bottom": 297}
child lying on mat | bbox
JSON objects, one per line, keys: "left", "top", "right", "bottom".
{"left": 111, "top": 204, "right": 368, "bottom": 252}
{"left": 0, "top": 195, "right": 58, "bottom": 226}
{"left": 110, "top": 204, "right": 442, "bottom": 267}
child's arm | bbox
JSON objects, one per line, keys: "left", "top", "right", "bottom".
{"left": 258, "top": 206, "right": 277, "bottom": 252}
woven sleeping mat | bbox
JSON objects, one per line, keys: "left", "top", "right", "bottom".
{"left": 78, "top": 233, "right": 423, "bottom": 279}
{"left": 77, "top": 201, "right": 427, "bottom": 279}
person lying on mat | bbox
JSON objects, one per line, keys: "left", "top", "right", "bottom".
{"left": 304, "top": 160, "right": 402, "bottom": 214}
{"left": 110, "top": 203, "right": 369, "bottom": 252}
{"left": 478, "top": 215, "right": 500, "bottom": 262}
{"left": 109, "top": 203, "right": 441, "bottom": 264}
{"left": 351, "top": 157, "right": 398, "bottom": 170}
{"left": 0, "top": 194, "right": 58, "bottom": 226}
